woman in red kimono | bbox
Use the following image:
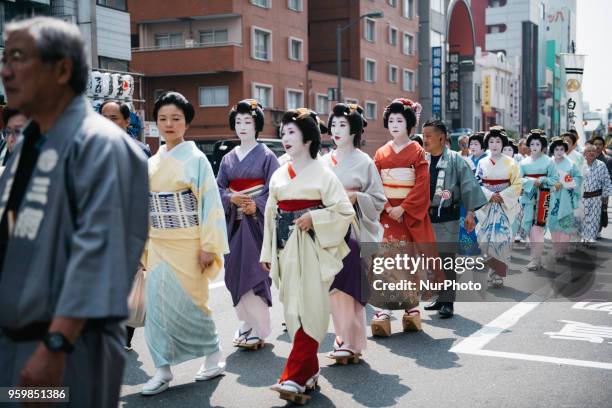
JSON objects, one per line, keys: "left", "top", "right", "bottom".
{"left": 371, "top": 98, "right": 435, "bottom": 337}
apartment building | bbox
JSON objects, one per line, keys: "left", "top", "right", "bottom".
{"left": 128, "top": 0, "right": 420, "bottom": 155}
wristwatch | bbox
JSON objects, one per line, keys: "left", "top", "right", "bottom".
{"left": 43, "top": 332, "right": 74, "bottom": 353}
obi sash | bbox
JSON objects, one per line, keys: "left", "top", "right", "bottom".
{"left": 583, "top": 189, "right": 602, "bottom": 199}
{"left": 380, "top": 167, "right": 415, "bottom": 199}
{"left": 149, "top": 189, "right": 199, "bottom": 229}
{"left": 481, "top": 178, "right": 510, "bottom": 193}
{"left": 276, "top": 199, "right": 323, "bottom": 249}
{"left": 525, "top": 173, "right": 547, "bottom": 179}
{"left": 229, "top": 178, "right": 265, "bottom": 220}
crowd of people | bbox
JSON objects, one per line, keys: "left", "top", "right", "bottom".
{"left": 1, "top": 17, "right": 611, "bottom": 407}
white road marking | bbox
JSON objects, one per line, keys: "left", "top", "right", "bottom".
{"left": 451, "top": 301, "right": 612, "bottom": 370}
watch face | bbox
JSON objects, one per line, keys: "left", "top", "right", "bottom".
{"left": 49, "top": 334, "right": 63, "bottom": 349}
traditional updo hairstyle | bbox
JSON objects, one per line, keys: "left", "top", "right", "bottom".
{"left": 153, "top": 91, "right": 195, "bottom": 124}
{"left": 468, "top": 132, "right": 486, "bottom": 150}
{"left": 326, "top": 103, "right": 367, "bottom": 148}
{"left": 281, "top": 108, "right": 326, "bottom": 159}
{"left": 507, "top": 140, "right": 519, "bottom": 155}
{"left": 484, "top": 126, "right": 509, "bottom": 148}
{"left": 229, "top": 99, "right": 265, "bottom": 137}
{"left": 549, "top": 137, "right": 569, "bottom": 153}
{"left": 526, "top": 129, "right": 548, "bottom": 150}
{"left": 561, "top": 131, "right": 577, "bottom": 147}
{"left": 383, "top": 98, "right": 422, "bottom": 133}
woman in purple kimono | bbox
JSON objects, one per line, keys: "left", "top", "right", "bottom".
{"left": 217, "top": 99, "right": 280, "bottom": 349}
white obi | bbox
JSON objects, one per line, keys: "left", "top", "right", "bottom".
{"left": 380, "top": 167, "right": 416, "bottom": 199}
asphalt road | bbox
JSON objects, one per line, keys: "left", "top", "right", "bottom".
{"left": 120, "top": 213, "right": 612, "bottom": 408}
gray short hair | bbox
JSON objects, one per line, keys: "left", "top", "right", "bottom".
{"left": 584, "top": 144, "right": 597, "bottom": 153}
{"left": 5, "top": 16, "right": 90, "bottom": 95}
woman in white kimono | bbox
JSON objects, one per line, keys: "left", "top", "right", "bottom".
{"left": 321, "top": 103, "right": 385, "bottom": 362}
{"left": 475, "top": 127, "right": 522, "bottom": 287}
{"left": 518, "top": 130, "right": 557, "bottom": 271}
{"left": 260, "top": 109, "right": 354, "bottom": 403}
{"left": 142, "top": 92, "right": 229, "bottom": 395}
{"left": 580, "top": 143, "right": 612, "bottom": 244}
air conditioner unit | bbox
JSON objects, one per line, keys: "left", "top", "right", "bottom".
{"left": 185, "top": 39, "right": 195, "bottom": 48}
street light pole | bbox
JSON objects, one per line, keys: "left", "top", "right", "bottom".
{"left": 335, "top": 10, "right": 383, "bottom": 104}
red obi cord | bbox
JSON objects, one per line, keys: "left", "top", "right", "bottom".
{"left": 279, "top": 327, "right": 319, "bottom": 386}
{"left": 525, "top": 173, "right": 547, "bottom": 178}
{"left": 229, "top": 178, "right": 265, "bottom": 191}
{"left": 481, "top": 179, "right": 510, "bottom": 185}
{"left": 278, "top": 200, "right": 323, "bottom": 212}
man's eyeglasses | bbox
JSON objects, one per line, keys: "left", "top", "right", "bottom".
{"left": 2, "top": 127, "right": 23, "bottom": 139}
{"left": 459, "top": 143, "right": 468, "bottom": 148}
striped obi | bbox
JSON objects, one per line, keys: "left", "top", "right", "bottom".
{"left": 481, "top": 179, "right": 510, "bottom": 193}
{"left": 380, "top": 167, "right": 416, "bottom": 199}
{"left": 149, "top": 189, "right": 199, "bottom": 229}
{"left": 229, "top": 178, "right": 265, "bottom": 220}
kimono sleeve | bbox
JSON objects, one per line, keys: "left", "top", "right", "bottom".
{"left": 373, "top": 148, "right": 392, "bottom": 211}
{"left": 216, "top": 155, "right": 233, "bottom": 216}
{"left": 310, "top": 170, "right": 355, "bottom": 249}
{"left": 541, "top": 159, "right": 559, "bottom": 188}
{"left": 500, "top": 160, "right": 522, "bottom": 208}
{"left": 476, "top": 160, "right": 493, "bottom": 201}
{"left": 260, "top": 176, "right": 279, "bottom": 264}
{"left": 601, "top": 162, "right": 612, "bottom": 196}
{"left": 55, "top": 133, "right": 149, "bottom": 320}
{"left": 197, "top": 156, "right": 229, "bottom": 255}
{"left": 519, "top": 161, "right": 536, "bottom": 194}
{"left": 355, "top": 160, "right": 386, "bottom": 236}
{"left": 457, "top": 155, "right": 488, "bottom": 211}
{"left": 400, "top": 147, "right": 431, "bottom": 224}
{"left": 255, "top": 151, "right": 280, "bottom": 215}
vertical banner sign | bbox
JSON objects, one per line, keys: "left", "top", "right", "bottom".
{"left": 561, "top": 53, "right": 586, "bottom": 146}
{"left": 432, "top": 47, "right": 442, "bottom": 118}
{"left": 447, "top": 53, "right": 460, "bottom": 113}
{"left": 483, "top": 75, "right": 491, "bottom": 113}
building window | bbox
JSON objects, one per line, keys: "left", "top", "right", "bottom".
{"left": 403, "top": 69, "right": 415, "bottom": 92}
{"left": 488, "top": 0, "right": 507, "bottom": 6}
{"left": 403, "top": 33, "right": 414, "bottom": 55}
{"left": 199, "top": 28, "right": 228, "bottom": 45}
{"left": 316, "top": 94, "right": 330, "bottom": 114}
{"left": 365, "top": 101, "right": 377, "bottom": 120}
{"left": 388, "top": 0, "right": 397, "bottom": 7}
{"left": 389, "top": 26, "right": 398, "bottom": 46}
{"left": 403, "top": 0, "right": 414, "bottom": 19}
{"left": 251, "top": 0, "right": 271, "bottom": 8}
{"left": 365, "top": 59, "right": 376, "bottom": 82}
{"left": 288, "top": 0, "right": 302, "bottom": 11}
{"left": 253, "top": 83, "right": 273, "bottom": 108}
{"left": 345, "top": 98, "right": 359, "bottom": 105}
{"left": 364, "top": 19, "right": 376, "bottom": 43}
{"left": 286, "top": 89, "right": 304, "bottom": 110}
{"left": 252, "top": 27, "right": 272, "bottom": 61}
{"left": 288, "top": 37, "right": 303, "bottom": 61}
{"left": 199, "top": 86, "right": 229, "bottom": 107}
{"left": 155, "top": 33, "right": 183, "bottom": 48}
{"left": 431, "top": 0, "right": 444, "bottom": 13}
{"left": 98, "top": 57, "right": 128, "bottom": 72}
{"left": 388, "top": 64, "right": 398, "bottom": 83}
{"left": 97, "top": 0, "right": 127, "bottom": 11}
{"left": 486, "top": 24, "right": 507, "bottom": 34}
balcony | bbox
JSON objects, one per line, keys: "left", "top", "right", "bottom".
{"left": 131, "top": 43, "right": 244, "bottom": 76}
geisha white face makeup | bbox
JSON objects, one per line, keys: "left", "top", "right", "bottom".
{"left": 330, "top": 116, "right": 352, "bottom": 148}
{"left": 387, "top": 113, "right": 408, "bottom": 140}
{"left": 281, "top": 122, "right": 309, "bottom": 159}
{"left": 553, "top": 145, "right": 566, "bottom": 160}
{"left": 502, "top": 146, "right": 515, "bottom": 158}
{"left": 529, "top": 139, "right": 543, "bottom": 155}
{"left": 234, "top": 113, "right": 256, "bottom": 142}
{"left": 469, "top": 140, "right": 483, "bottom": 156}
{"left": 488, "top": 137, "right": 503, "bottom": 155}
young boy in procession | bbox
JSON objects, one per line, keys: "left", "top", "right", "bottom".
{"left": 260, "top": 109, "right": 354, "bottom": 403}
{"left": 322, "top": 103, "right": 386, "bottom": 363}
{"left": 518, "top": 130, "right": 558, "bottom": 271}
{"left": 422, "top": 120, "right": 488, "bottom": 318}
{"left": 217, "top": 99, "right": 279, "bottom": 350}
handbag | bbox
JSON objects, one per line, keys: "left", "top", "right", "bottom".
{"left": 125, "top": 266, "right": 146, "bottom": 328}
